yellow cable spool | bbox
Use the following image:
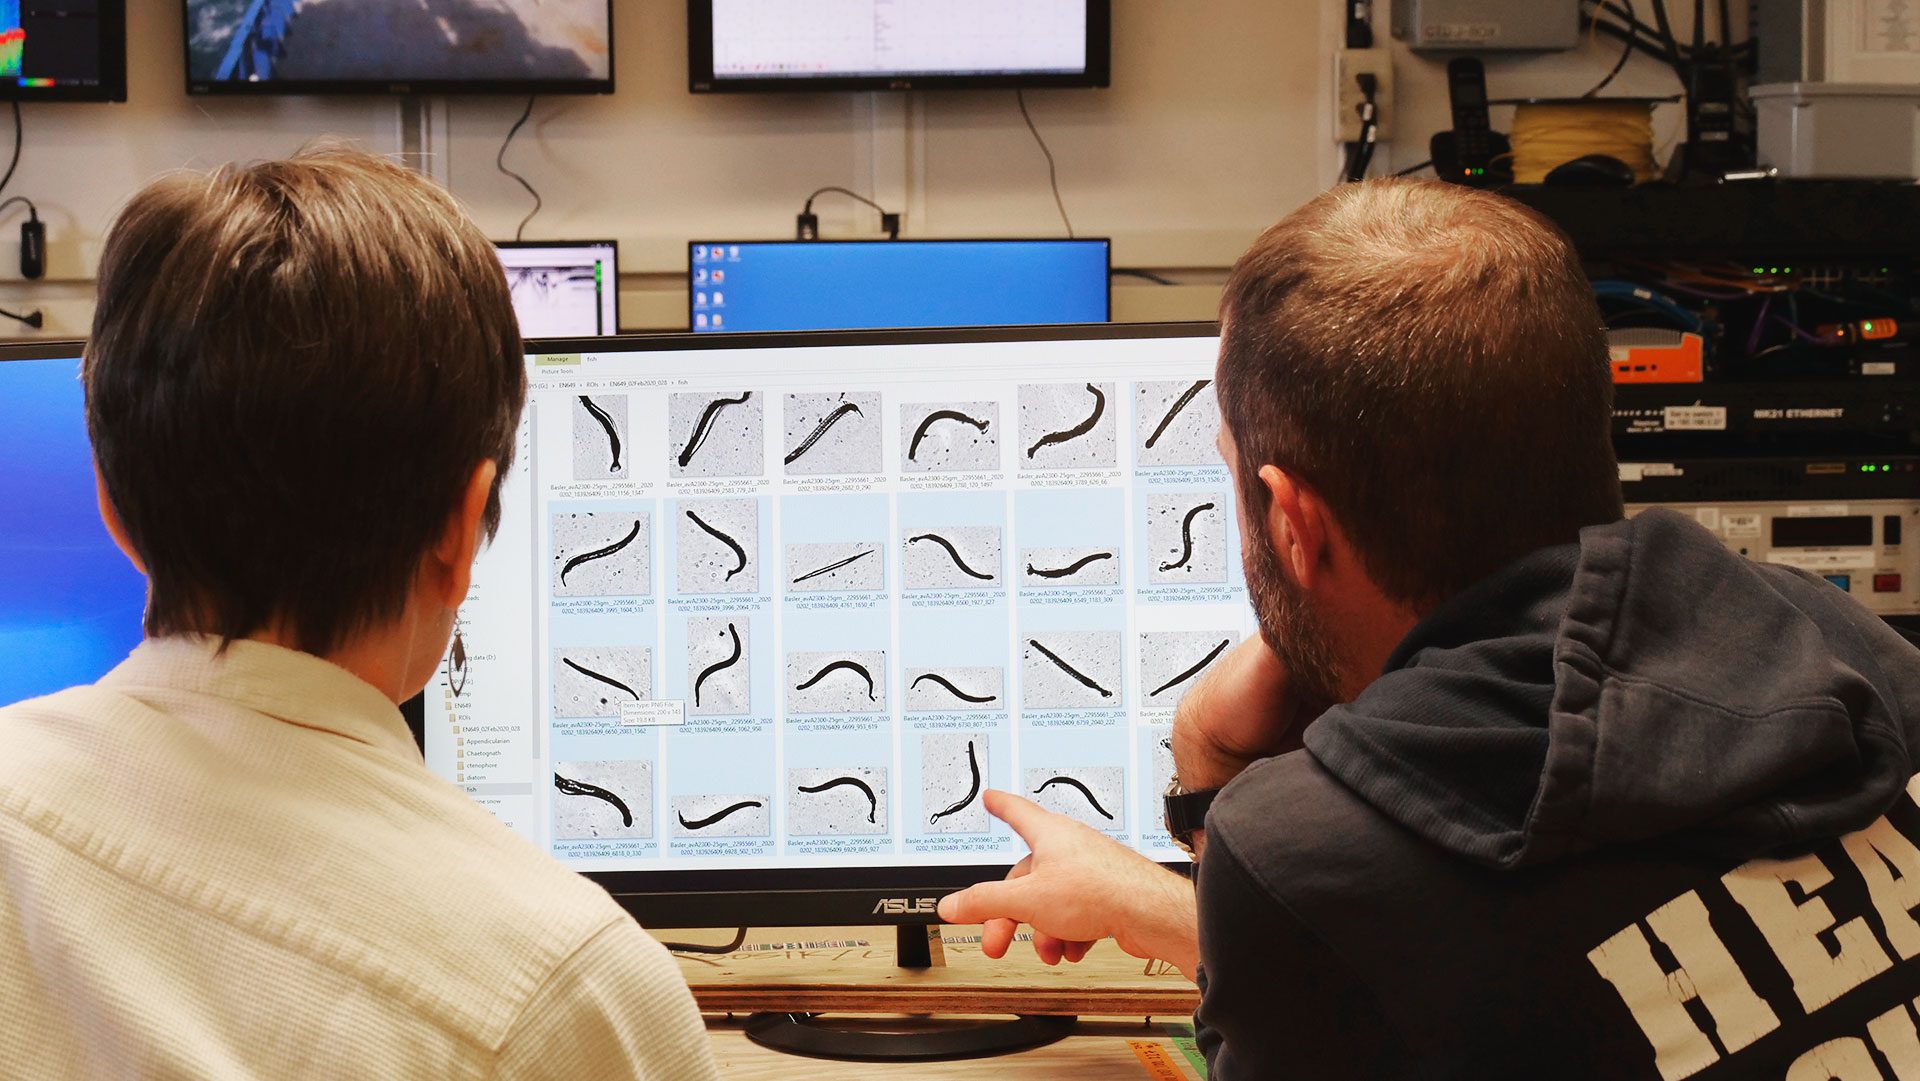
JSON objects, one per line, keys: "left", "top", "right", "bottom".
{"left": 1508, "top": 100, "right": 1659, "bottom": 185}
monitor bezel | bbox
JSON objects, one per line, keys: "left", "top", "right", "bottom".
{"left": 495, "top": 238, "right": 624, "bottom": 337}
{"left": 0, "top": 0, "right": 128, "bottom": 103}
{"left": 181, "top": 0, "right": 616, "bottom": 97}
{"left": 684, "top": 237, "right": 1114, "bottom": 334}
{"left": 0, "top": 338, "right": 86, "bottom": 362}
{"left": 453, "top": 320, "right": 1219, "bottom": 928}
{"left": 687, "top": 0, "right": 1111, "bottom": 93}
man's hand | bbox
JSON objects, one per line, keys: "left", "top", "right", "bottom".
{"left": 936, "top": 789, "right": 1199, "bottom": 977}
{"left": 1170, "top": 633, "right": 1315, "bottom": 792}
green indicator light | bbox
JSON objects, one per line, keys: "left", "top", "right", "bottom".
{"left": 1864, "top": 321, "right": 1876, "bottom": 333}
{"left": 1783, "top": 266, "right": 1792, "bottom": 274}
{"left": 1752, "top": 266, "right": 1764, "bottom": 274}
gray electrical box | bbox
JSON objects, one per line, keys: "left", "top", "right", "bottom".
{"left": 1391, "top": 0, "right": 1582, "bottom": 51}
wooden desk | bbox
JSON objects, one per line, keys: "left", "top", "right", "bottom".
{"left": 680, "top": 926, "right": 1205, "bottom": 1077}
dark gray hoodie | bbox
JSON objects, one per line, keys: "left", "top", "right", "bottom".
{"left": 1194, "top": 509, "right": 1920, "bottom": 1080}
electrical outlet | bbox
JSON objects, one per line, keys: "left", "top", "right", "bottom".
{"left": 1334, "top": 48, "right": 1395, "bottom": 143}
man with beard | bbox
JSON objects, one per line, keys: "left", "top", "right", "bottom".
{"left": 938, "top": 180, "right": 1920, "bottom": 1078}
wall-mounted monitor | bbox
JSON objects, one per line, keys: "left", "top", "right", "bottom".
{"left": 0, "top": 0, "right": 126, "bottom": 102}
{"left": 184, "top": 0, "right": 614, "bottom": 95}
{"left": 497, "top": 240, "right": 622, "bottom": 339}
{"left": 688, "top": 239, "right": 1111, "bottom": 333}
{"left": 414, "top": 321, "right": 1233, "bottom": 930}
{"left": 689, "top": 0, "right": 1110, "bottom": 92}
{"left": 0, "top": 342, "right": 147, "bottom": 707}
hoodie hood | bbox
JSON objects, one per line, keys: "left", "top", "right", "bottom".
{"left": 1303, "top": 508, "right": 1920, "bottom": 869}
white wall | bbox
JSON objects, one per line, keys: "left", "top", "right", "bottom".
{"left": 1, "top": 0, "right": 1705, "bottom": 338}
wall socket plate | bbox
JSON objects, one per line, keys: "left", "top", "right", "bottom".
{"left": 1334, "top": 48, "right": 1395, "bottom": 143}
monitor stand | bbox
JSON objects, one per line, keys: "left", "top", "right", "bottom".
{"left": 740, "top": 924, "right": 1077, "bottom": 1061}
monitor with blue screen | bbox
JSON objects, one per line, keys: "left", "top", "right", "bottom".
{"left": 687, "top": 239, "right": 1110, "bottom": 333}
{"left": 0, "top": 342, "right": 146, "bottom": 706}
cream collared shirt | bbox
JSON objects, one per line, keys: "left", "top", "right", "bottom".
{"left": 0, "top": 637, "right": 717, "bottom": 1080}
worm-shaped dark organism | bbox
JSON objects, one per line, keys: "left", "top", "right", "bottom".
{"left": 1025, "top": 382, "right": 1107, "bottom": 459}
{"left": 554, "top": 773, "right": 634, "bottom": 827}
{"left": 1033, "top": 775, "right": 1115, "bottom": 821}
{"left": 797, "top": 776, "right": 879, "bottom": 823}
{"left": 560, "top": 520, "right": 643, "bottom": 585}
{"left": 1148, "top": 638, "right": 1232, "bottom": 698}
{"left": 1143, "top": 380, "right": 1210, "bottom": 450}
{"left": 785, "top": 402, "right": 864, "bottom": 466}
{"left": 1027, "top": 638, "right": 1114, "bottom": 698}
{"left": 1158, "top": 502, "right": 1218, "bottom": 573}
{"left": 677, "top": 391, "right": 752, "bottom": 468}
{"left": 692, "top": 623, "right": 742, "bottom": 707}
{"left": 794, "top": 659, "right": 876, "bottom": 700}
{"left": 911, "top": 672, "right": 999, "bottom": 704}
{"left": 677, "top": 800, "right": 764, "bottom": 831}
{"left": 562, "top": 656, "right": 642, "bottom": 702}
{"left": 793, "top": 548, "right": 873, "bottom": 584}
{"left": 580, "top": 395, "right": 623, "bottom": 471}
{"left": 908, "top": 533, "right": 996, "bottom": 581}
{"left": 908, "top": 409, "right": 991, "bottom": 460}
{"left": 1025, "top": 551, "right": 1115, "bottom": 580}
{"left": 685, "top": 509, "right": 748, "bottom": 581}
{"left": 929, "top": 740, "right": 983, "bottom": 824}
{"left": 449, "top": 631, "right": 469, "bottom": 698}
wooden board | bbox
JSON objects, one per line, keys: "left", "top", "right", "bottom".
{"left": 677, "top": 925, "right": 1200, "bottom": 1016}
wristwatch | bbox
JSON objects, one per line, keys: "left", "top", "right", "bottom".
{"left": 1163, "top": 777, "right": 1221, "bottom": 859}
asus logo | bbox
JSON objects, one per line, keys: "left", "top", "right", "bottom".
{"left": 872, "top": 897, "right": 939, "bottom": 915}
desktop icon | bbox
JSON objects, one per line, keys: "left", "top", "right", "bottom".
{"left": 712, "top": 269, "right": 726, "bottom": 284}
{"left": 694, "top": 268, "right": 709, "bottom": 284}
{"left": 695, "top": 313, "right": 709, "bottom": 328}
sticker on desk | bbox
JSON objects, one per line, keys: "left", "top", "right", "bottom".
{"left": 1722, "top": 512, "right": 1762, "bottom": 539}
{"left": 1129, "top": 1040, "right": 1190, "bottom": 1081}
{"left": 1162, "top": 1022, "right": 1210, "bottom": 1078}
{"left": 1663, "top": 405, "right": 1726, "bottom": 431}
{"left": 621, "top": 699, "right": 687, "bottom": 727}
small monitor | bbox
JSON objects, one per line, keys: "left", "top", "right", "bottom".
{"left": 498, "top": 241, "right": 621, "bottom": 339}
{"left": 416, "top": 322, "right": 1238, "bottom": 928}
{"left": 690, "top": 0, "right": 1110, "bottom": 92}
{"left": 688, "top": 239, "right": 1110, "bottom": 333}
{"left": 0, "top": 342, "right": 145, "bottom": 706}
{"left": 183, "top": 0, "right": 614, "bottom": 95}
{"left": 0, "top": 0, "right": 126, "bottom": 102}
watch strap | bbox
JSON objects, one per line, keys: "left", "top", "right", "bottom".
{"left": 1163, "top": 787, "right": 1221, "bottom": 840}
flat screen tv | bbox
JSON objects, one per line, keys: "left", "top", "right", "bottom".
{"left": 184, "top": 0, "right": 614, "bottom": 95}
{"left": 0, "top": 0, "right": 126, "bottom": 102}
{"left": 689, "top": 0, "right": 1110, "bottom": 92}
{"left": 413, "top": 321, "right": 1237, "bottom": 932}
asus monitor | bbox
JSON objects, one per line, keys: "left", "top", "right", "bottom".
{"left": 689, "top": 0, "right": 1110, "bottom": 92}
{"left": 497, "top": 241, "right": 622, "bottom": 339}
{"left": 0, "top": 341, "right": 145, "bottom": 705}
{"left": 184, "top": 0, "right": 614, "bottom": 95}
{"left": 414, "top": 321, "right": 1241, "bottom": 931}
{"left": 687, "top": 239, "right": 1111, "bottom": 333}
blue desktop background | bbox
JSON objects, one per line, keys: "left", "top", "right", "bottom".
{"left": 690, "top": 240, "right": 1110, "bottom": 333}
{"left": 0, "top": 356, "right": 145, "bottom": 705}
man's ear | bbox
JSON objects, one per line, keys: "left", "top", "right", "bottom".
{"left": 1257, "top": 464, "right": 1331, "bottom": 592}
{"left": 94, "top": 467, "right": 146, "bottom": 575}
{"left": 425, "top": 460, "right": 498, "bottom": 609}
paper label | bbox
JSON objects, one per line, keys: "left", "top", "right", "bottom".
{"left": 1664, "top": 405, "right": 1727, "bottom": 431}
{"left": 1765, "top": 550, "right": 1875, "bottom": 571}
{"left": 1723, "top": 512, "right": 1763, "bottom": 538}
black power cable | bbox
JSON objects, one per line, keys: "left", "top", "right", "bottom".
{"left": 0, "top": 102, "right": 43, "bottom": 326}
{"left": 1016, "top": 89, "right": 1073, "bottom": 238}
{"left": 1345, "top": 0, "right": 1373, "bottom": 47}
{"left": 496, "top": 95, "right": 542, "bottom": 242}
{"left": 797, "top": 186, "right": 900, "bottom": 240}
{"left": 1582, "top": 0, "right": 1644, "bottom": 97}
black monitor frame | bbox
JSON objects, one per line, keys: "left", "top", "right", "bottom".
{"left": 419, "top": 320, "right": 1217, "bottom": 929}
{"left": 688, "top": 0, "right": 1110, "bottom": 93}
{"left": 685, "top": 236, "right": 1113, "bottom": 333}
{"left": 0, "top": 0, "right": 127, "bottom": 103}
{"left": 495, "top": 238, "right": 624, "bottom": 337}
{"left": 182, "top": 0, "right": 615, "bottom": 97}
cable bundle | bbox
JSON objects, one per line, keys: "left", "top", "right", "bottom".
{"left": 1509, "top": 100, "right": 1658, "bottom": 184}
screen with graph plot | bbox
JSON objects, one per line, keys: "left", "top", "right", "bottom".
{"left": 419, "top": 323, "right": 1249, "bottom": 904}
{"left": 0, "top": 0, "right": 124, "bottom": 101}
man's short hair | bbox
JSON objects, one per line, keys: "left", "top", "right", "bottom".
{"left": 85, "top": 144, "right": 527, "bottom": 654}
{"left": 1217, "top": 179, "right": 1621, "bottom": 611}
